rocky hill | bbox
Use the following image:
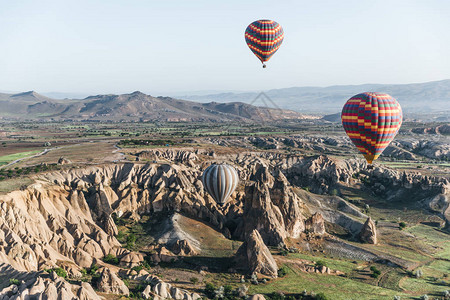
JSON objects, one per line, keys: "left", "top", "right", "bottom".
{"left": 0, "top": 91, "right": 309, "bottom": 122}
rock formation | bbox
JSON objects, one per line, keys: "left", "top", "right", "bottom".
{"left": 96, "top": 267, "right": 129, "bottom": 295}
{"left": 171, "top": 239, "right": 198, "bottom": 256}
{"left": 359, "top": 217, "right": 377, "bottom": 244}
{"left": 57, "top": 157, "right": 72, "bottom": 165}
{"left": 235, "top": 230, "right": 278, "bottom": 278}
{"left": 305, "top": 212, "right": 326, "bottom": 235}
{"left": 0, "top": 273, "right": 100, "bottom": 300}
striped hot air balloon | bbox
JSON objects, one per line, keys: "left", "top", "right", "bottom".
{"left": 245, "top": 19, "right": 284, "bottom": 68}
{"left": 202, "top": 164, "right": 239, "bottom": 206}
{"left": 341, "top": 92, "right": 402, "bottom": 164}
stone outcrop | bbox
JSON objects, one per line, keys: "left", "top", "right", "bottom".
{"left": 305, "top": 212, "right": 326, "bottom": 235}
{"left": 236, "top": 165, "right": 306, "bottom": 245}
{"left": 137, "top": 274, "right": 201, "bottom": 300}
{"left": 171, "top": 239, "right": 198, "bottom": 256}
{"left": 0, "top": 273, "right": 100, "bottom": 300}
{"left": 57, "top": 157, "right": 72, "bottom": 165}
{"left": 96, "top": 267, "right": 129, "bottom": 295}
{"left": 235, "top": 230, "right": 278, "bottom": 278}
{"left": 136, "top": 149, "right": 198, "bottom": 166}
{"left": 120, "top": 251, "right": 144, "bottom": 268}
{"left": 359, "top": 217, "right": 377, "bottom": 244}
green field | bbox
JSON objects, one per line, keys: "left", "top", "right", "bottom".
{"left": 0, "top": 150, "right": 41, "bottom": 166}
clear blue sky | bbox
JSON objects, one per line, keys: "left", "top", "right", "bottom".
{"left": 1, "top": 0, "right": 449, "bottom": 96}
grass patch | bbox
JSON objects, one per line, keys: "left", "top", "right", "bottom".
{"left": 0, "top": 150, "right": 41, "bottom": 165}
{"left": 249, "top": 264, "right": 409, "bottom": 300}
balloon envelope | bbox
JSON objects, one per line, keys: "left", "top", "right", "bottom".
{"left": 341, "top": 92, "right": 402, "bottom": 164}
{"left": 202, "top": 164, "right": 239, "bottom": 206}
{"left": 245, "top": 19, "right": 284, "bottom": 66}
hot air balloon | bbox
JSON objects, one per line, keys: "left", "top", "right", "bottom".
{"left": 341, "top": 92, "right": 402, "bottom": 164}
{"left": 202, "top": 164, "right": 239, "bottom": 206}
{"left": 245, "top": 19, "right": 284, "bottom": 68}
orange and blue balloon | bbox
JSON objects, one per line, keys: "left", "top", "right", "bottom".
{"left": 245, "top": 20, "right": 284, "bottom": 68}
{"left": 341, "top": 92, "right": 402, "bottom": 164}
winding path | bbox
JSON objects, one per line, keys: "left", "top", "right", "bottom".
{"left": 0, "top": 148, "right": 55, "bottom": 169}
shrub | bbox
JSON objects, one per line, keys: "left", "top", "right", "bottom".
{"left": 369, "top": 265, "right": 381, "bottom": 278}
{"left": 278, "top": 266, "right": 288, "bottom": 277}
{"left": 399, "top": 222, "right": 407, "bottom": 230}
{"left": 268, "top": 292, "right": 285, "bottom": 300}
{"left": 103, "top": 254, "right": 119, "bottom": 265}
{"left": 224, "top": 285, "right": 233, "bottom": 295}
{"left": 315, "top": 261, "right": 327, "bottom": 268}
{"left": 50, "top": 267, "right": 67, "bottom": 279}
{"left": 9, "top": 278, "right": 20, "bottom": 286}
{"left": 315, "top": 293, "right": 329, "bottom": 300}
{"left": 190, "top": 277, "right": 199, "bottom": 285}
{"left": 89, "top": 264, "right": 99, "bottom": 275}
{"left": 131, "top": 265, "right": 144, "bottom": 273}
{"left": 204, "top": 282, "right": 216, "bottom": 298}
{"left": 126, "top": 233, "right": 137, "bottom": 249}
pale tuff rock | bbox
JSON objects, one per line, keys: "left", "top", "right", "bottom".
{"left": 149, "top": 246, "right": 178, "bottom": 263}
{"left": 136, "top": 149, "right": 198, "bottom": 165}
{"left": 305, "top": 212, "right": 326, "bottom": 235}
{"left": 359, "top": 217, "right": 377, "bottom": 244}
{"left": 138, "top": 274, "right": 201, "bottom": 300}
{"left": 236, "top": 165, "right": 306, "bottom": 245}
{"left": 96, "top": 267, "right": 129, "bottom": 295}
{"left": 235, "top": 230, "right": 278, "bottom": 278}
{"left": 0, "top": 273, "right": 100, "bottom": 300}
{"left": 250, "top": 294, "right": 267, "bottom": 300}
{"left": 120, "top": 251, "right": 144, "bottom": 268}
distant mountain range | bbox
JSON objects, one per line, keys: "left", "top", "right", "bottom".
{"left": 178, "top": 79, "right": 450, "bottom": 115}
{"left": 0, "top": 91, "right": 309, "bottom": 122}
{"left": 1, "top": 79, "right": 449, "bottom": 122}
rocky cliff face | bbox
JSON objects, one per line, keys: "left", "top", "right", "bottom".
{"left": 358, "top": 217, "right": 377, "bottom": 244}
{"left": 234, "top": 166, "right": 306, "bottom": 245}
{"left": 235, "top": 230, "right": 278, "bottom": 278}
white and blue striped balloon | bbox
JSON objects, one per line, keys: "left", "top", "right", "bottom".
{"left": 202, "top": 164, "right": 239, "bottom": 206}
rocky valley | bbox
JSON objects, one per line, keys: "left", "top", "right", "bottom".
{"left": 0, "top": 138, "right": 448, "bottom": 299}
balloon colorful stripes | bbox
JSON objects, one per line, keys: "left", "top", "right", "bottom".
{"left": 341, "top": 92, "right": 402, "bottom": 164}
{"left": 245, "top": 19, "right": 284, "bottom": 67}
{"left": 202, "top": 164, "right": 239, "bottom": 206}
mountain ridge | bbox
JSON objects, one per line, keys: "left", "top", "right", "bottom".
{"left": 0, "top": 90, "right": 310, "bottom": 122}
{"left": 178, "top": 79, "right": 450, "bottom": 114}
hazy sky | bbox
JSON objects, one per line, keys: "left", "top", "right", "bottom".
{"left": 1, "top": 0, "right": 449, "bottom": 96}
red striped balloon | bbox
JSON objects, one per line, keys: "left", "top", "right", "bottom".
{"left": 245, "top": 19, "right": 284, "bottom": 68}
{"left": 341, "top": 92, "right": 402, "bottom": 164}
